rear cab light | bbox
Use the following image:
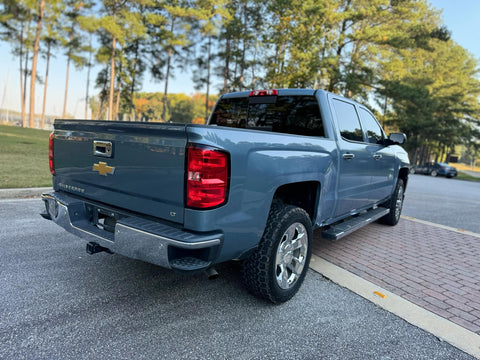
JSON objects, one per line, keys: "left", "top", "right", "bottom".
{"left": 186, "top": 144, "right": 229, "bottom": 209}
{"left": 249, "top": 89, "right": 278, "bottom": 97}
{"left": 49, "top": 133, "right": 55, "bottom": 175}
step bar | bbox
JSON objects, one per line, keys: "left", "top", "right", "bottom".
{"left": 322, "top": 207, "right": 390, "bottom": 241}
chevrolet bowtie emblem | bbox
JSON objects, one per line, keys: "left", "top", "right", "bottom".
{"left": 93, "top": 161, "right": 115, "bottom": 176}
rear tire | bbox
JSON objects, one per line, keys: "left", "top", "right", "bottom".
{"left": 430, "top": 170, "right": 438, "bottom": 177}
{"left": 379, "top": 179, "right": 404, "bottom": 226}
{"left": 242, "top": 203, "right": 312, "bottom": 303}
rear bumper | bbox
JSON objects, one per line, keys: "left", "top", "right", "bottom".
{"left": 439, "top": 170, "right": 457, "bottom": 177}
{"left": 41, "top": 191, "right": 223, "bottom": 272}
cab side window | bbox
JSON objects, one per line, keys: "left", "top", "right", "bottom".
{"left": 358, "top": 108, "right": 384, "bottom": 144}
{"left": 332, "top": 99, "right": 363, "bottom": 142}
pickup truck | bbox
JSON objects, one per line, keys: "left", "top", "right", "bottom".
{"left": 42, "top": 89, "right": 409, "bottom": 303}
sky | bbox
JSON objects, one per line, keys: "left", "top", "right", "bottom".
{"left": 0, "top": 0, "right": 479, "bottom": 119}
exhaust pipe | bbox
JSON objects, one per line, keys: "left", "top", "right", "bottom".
{"left": 205, "top": 267, "right": 219, "bottom": 280}
{"left": 86, "top": 242, "right": 113, "bottom": 255}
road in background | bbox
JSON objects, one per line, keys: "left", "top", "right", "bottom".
{"left": 0, "top": 198, "right": 473, "bottom": 359}
{"left": 402, "top": 175, "right": 480, "bottom": 233}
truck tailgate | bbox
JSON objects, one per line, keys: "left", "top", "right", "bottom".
{"left": 52, "top": 121, "right": 187, "bottom": 224}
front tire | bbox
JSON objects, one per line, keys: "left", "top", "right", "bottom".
{"left": 430, "top": 170, "right": 438, "bottom": 177}
{"left": 242, "top": 204, "right": 312, "bottom": 303}
{"left": 379, "top": 179, "right": 405, "bottom": 226}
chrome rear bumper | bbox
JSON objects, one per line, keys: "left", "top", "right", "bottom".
{"left": 41, "top": 191, "right": 222, "bottom": 271}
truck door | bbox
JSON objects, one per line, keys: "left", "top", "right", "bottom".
{"left": 357, "top": 107, "right": 395, "bottom": 202}
{"left": 330, "top": 98, "right": 373, "bottom": 217}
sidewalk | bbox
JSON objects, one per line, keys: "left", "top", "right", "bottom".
{"left": 0, "top": 187, "right": 51, "bottom": 199}
{"left": 462, "top": 170, "right": 480, "bottom": 178}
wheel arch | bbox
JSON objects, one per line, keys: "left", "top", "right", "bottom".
{"left": 271, "top": 181, "right": 320, "bottom": 222}
{"left": 398, "top": 167, "right": 409, "bottom": 190}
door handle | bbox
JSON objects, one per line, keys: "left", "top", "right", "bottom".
{"left": 343, "top": 153, "right": 355, "bottom": 160}
{"left": 373, "top": 154, "right": 382, "bottom": 160}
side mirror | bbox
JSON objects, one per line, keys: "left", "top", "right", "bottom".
{"left": 388, "top": 133, "right": 407, "bottom": 145}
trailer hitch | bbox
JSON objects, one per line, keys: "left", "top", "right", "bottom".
{"left": 86, "top": 242, "right": 113, "bottom": 255}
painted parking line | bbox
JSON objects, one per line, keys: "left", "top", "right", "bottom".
{"left": 401, "top": 215, "right": 480, "bottom": 239}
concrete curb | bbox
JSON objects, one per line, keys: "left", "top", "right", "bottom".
{"left": 401, "top": 215, "right": 480, "bottom": 238}
{"left": 0, "top": 187, "right": 52, "bottom": 199}
{"left": 310, "top": 255, "right": 480, "bottom": 359}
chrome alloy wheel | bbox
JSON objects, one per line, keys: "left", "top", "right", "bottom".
{"left": 275, "top": 222, "right": 309, "bottom": 290}
{"left": 395, "top": 185, "right": 404, "bottom": 221}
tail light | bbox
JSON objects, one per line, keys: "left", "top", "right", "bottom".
{"left": 186, "top": 145, "right": 229, "bottom": 209}
{"left": 49, "top": 133, "right": 55, "bottom": 175}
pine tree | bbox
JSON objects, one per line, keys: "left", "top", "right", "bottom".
{"left": 40, "top": 0, "right": 63, "bottom": 128}
{"left": 28, "top": 0, "right": 45, "bottom": 128}
{"left": 0, "top": 0, "right": 33, "bottom": 127}
{"left": 60, "top": 0, "right": 92, "bottom": 119}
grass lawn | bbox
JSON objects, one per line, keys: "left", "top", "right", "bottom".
{"left": 451, "top": 162, "right": 480, "bottom": 173}
{"left": 0, "top": 124, "right": 52, "bottom": 189}
{"left": 457, "top": 172, "right": 480, "bottom": 183}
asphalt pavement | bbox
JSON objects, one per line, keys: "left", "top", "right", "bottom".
{"left": 402, "top": 174, "right": 480, "bottom": 233}
{"left": 0, "top": 198, "right": 474, "bottom": 359}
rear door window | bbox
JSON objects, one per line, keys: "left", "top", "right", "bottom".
{"left": 332, "top": 99, "right": 364, "bottom": 142}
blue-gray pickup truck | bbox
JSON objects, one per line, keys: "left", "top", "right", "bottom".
{"left": 42, "top": 89, "right": 409, "bottom": 303}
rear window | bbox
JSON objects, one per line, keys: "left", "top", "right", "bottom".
{"left": 210, "top": 95, "right": 325, "bottom": 137}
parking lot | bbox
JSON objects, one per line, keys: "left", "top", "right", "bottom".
{"left": 0, "top": 174, "right": 479, "bottom": 359}
{"left": 402, "top": 174, "right": 480, "bottom": 233}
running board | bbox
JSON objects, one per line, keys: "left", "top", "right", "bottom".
{"left": 322, "top": 208, "right": 390, "bottom": 241}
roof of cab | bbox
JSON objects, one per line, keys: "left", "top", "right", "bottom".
{"left": 220, "top": 88, "right": 322, "bottom": 99}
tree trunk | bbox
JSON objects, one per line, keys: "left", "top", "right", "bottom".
{"left": 162, "top": 47, "right": 172, "bottom": 122}
{"left": 233, "top": 40, "right": 238, "bottom": 90}
{"left": 223, "top": 37, "right": 230, "bottom": 94}
{"left": 62, "top": 56, "right": 71, "bottom": 118}
{"left": 19, "top": 22, "right": 26, "bottom": 128}
{"left": 114, "top": 66, "right": 122, "bottom": 120}
{"left": 108, "top": 12, "right": 117, "bottom": 120}
{"left": 24, "top": 40, "right": 29, "bottom": 116}
{"left": 327, "top": 3, "right": 351, "bottom": 93}
{"left": 251, "top": 39, "right": 257, "bottom": 90}
{"left": 95, "top": 64, "right": 109, "bottom": 119}
{"left": 439, "top": 143, "right": 445, "bottom": 162}
{"left": 85, "top": 34, "right": 93, "bottom": 119}
{"left": 205, "top": 36, "right": 211, "bottom": 121}
{"left": 115, "top": 82, "right": 121, "bottom": 121}
{"left": 130, "top": 39, "right": 140, "bottom": 121}
{"left": 41, "top": 41, "right": 51, "bottom": 129}
{"left": 29, "top": 0, "right": 45, "bottom": 128}
{"left": 240, "top": 2, "right": 247, "bottom": 90}
{"left": 162, "top": 18, "right": 175, "bottom": 122}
